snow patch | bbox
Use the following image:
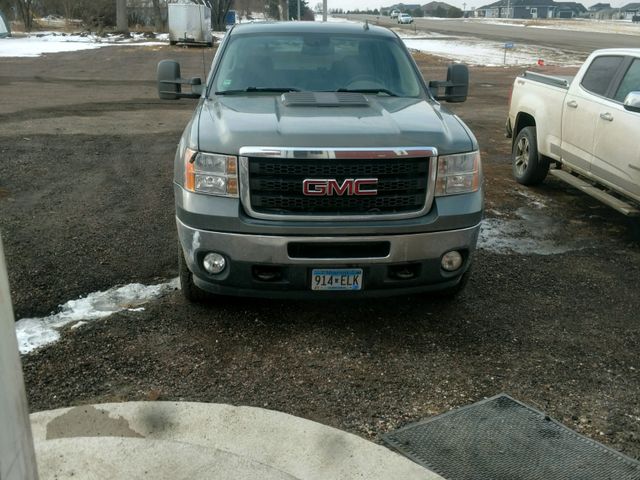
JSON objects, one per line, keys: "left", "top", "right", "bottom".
{"left": 400, "top": 35, "right": 585, "bottom": 66}
{"left": 458, "top": 17, "right": 640, "bottom": 37}
{"left": 515, "top": 189, "right": 548, "bottom": 209}
{"left": 15, "top": 278, "right": 179, "bottom": 354}
{"left": 0, "top": 32, "right": 167, "bottom": 58}
{"left": 315, "top": 15, "right": 357, "bottom": 23}
{"left": 478, "top": 208, "right": 581, "bottom": 255}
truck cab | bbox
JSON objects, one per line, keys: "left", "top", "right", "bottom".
{"left": 157, "top": 22, "right": 483, "bottom": 301}
{"left": 507, "top": 48, "right": 640, "bottom": 217}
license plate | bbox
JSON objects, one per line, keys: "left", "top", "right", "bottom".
{"left": 311, "top": 268, "right": 363, "bottom": 291}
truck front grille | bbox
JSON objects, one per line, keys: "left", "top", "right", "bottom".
{"left": 245, "top": 157, "right": 430, "bottom": 218}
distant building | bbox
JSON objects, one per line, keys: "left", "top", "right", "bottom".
{"left": 421, "top": 1, "right": 457, "bottom": 15}
{"left": 385, "top": 3, "right": 422, "bottom": 12}
{"left": 554, "top": 1, "right": 587, "bottom": 17}
{"left": 587, "top": 3, "right": 617, "bottom": 18}
{"left": 476, "top": 0, "right": 586, "bottom": 18}
{"left": 588, "top": 2, "right": 610, "bottom": 10}
{"left": 620, "top": 2, "right": 640, "bottom": 18}
{"left": 476, "top": 0, "right": 555, "bottom": 18}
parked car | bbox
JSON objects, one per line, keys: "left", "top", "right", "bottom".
{"left": 398, "top": 13, "right": 414, "bottom": 24}
{"left": 390, "top": 9, "right": 401, "bottom": 18}
{"left": 507, "top": 48, "right": 640, "bottom": 217}
{"left": 157, "top": 21, "right": 481, "bottom": 301}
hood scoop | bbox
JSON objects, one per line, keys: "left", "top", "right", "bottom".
{"left": 281, "top": 92, "right": 369, "bottom": 107}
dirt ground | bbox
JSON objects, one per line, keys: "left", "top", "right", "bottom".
{"left": 1, "top": 44, "right": 639, "bottom": 460}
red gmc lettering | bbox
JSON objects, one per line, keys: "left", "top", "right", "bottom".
{"left": 302, "top": 179, "right": 378, "bottom": 196}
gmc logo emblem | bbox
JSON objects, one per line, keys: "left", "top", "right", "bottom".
{"left": 302, "top": 178, "right": 378, "bottom": 196}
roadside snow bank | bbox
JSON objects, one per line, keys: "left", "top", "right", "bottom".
{"left": 400, "top": 34, "right": 585, "bottom": 66}
{"left": 15, "top": 278, "right": 179, "bottom": 354}
{"left": 330, "top": 16, "right": 583, "bottom": 66}
{"left": 478, "top": 207, "right": 584, "bottom": 255}
{"left": 0, "top": 32, "right": 167, "bottom": 58}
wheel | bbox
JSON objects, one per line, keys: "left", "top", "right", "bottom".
{"left": 169, "top": 40, "right": 177, "bottom": 46}
{"left": 178, "top": 244, "right": 210, "bottom": 302}
{"left": 629, "top": 217, "right": 640, "bottom": 242}
{"left": 512, "top": 126, "right": 550, "bottom": 185}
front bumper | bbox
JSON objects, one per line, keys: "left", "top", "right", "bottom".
{"left": 177, "top": 218, "right": 481, "bottom": 298}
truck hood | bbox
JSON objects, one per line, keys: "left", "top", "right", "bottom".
{"left": 197, "top": 95, "right": 475, "bottom": 155}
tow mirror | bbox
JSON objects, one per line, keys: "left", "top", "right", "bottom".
{"left": 623, "top": 91, "right": 640, "bottom": 113}
{"left": 429, "top": 64, "right": 469, "bottom": 103}
{"left": 157, "top": 60, "right": 203, "bottom": 100}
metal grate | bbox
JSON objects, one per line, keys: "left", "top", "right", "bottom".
{"left": 382, "top": 394, "right": 640, "bottom": 480}
{"left": 247, "top": 157, "right": 429, "bottom": 216}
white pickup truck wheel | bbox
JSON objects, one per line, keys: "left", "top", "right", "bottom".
{"left": 512, "top": 126, "right": 550, "bottom": 185}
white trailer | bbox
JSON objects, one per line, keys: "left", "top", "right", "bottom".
{"left": 168, "top": 3, "right": 212, "bottom": 47}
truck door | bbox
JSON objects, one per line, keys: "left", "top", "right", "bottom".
{"left": 561, "top": 55, "right": 625, "bottom": 173}
{"left": 591, "top": 57, "right": 640, "bottom": 199}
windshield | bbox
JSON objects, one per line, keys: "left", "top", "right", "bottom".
{"left": 212, "top": 32, "right": 423, "bottom": 97}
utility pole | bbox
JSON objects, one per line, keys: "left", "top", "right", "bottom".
{"left": 116, "top": 0, "right": 128, "bottom": 33}
{"left": 323, "top": 0, "right": 327, "bottom": 21}
{"left": 463, "top": 2, "right": 467, "bottom": 11}
{"left": 297, "top": 0, "right": 301, "bottom": 19}
{"left": 506, "top": 0, "right": 511, "bottom": 18}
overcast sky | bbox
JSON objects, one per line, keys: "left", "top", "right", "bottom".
{"left": 326, "top": 0, "right": 630, "bottom": 12}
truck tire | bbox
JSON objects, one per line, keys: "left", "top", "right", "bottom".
{"left": 630, "top": 218, "right": 640, "bottom": 242}
{"left": 512, "top": 126, "right": 549, "bottom": 185}
{"left": 178, "top": 245, "right": 210, "bottom": 302}
{"left": 434, "top": 269, "right": 470, "bottom": 299}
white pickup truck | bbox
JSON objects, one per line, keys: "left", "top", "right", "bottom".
{"left": 506, "top": 48, "right": 640, "bottom": 217}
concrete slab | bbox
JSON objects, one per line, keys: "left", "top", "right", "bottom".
{"left": 31, "top": 402, "right": 444, "bottom": 480}
{"left": 37, "top": 437, "right": 296, "bottom": 480}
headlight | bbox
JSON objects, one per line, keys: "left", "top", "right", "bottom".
{"left": 435, "top": 151, "right": 481, "bottom": 196}
{"left": 184, "top": 148, "right": 238, "bottom": 197}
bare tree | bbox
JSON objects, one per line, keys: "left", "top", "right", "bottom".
{"left": 205, "top": 0, "right": 233, "bottom": 31}
{"left": 151, "top": 0, "right": 163, "bottom": 30}
{"left": 77, "top": 0, "right": 116, "bottom": 29}
{"left": 265, "top": 0, "right": 280, "bottom": 19}
{"left": 14, "top": 0, "right": 34, "bottom": 31}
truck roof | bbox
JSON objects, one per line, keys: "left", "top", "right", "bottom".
{"left": 229, "top": 21, "right": 397, "bottom": 39}
{"left": 589, "top": 48, "right": 640, "bottom": 57}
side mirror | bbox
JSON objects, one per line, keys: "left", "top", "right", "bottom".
{"left": 157, "top": 60, "right": 202, "bottom": 100}
{"left": 623, "top": 91, "right": 640, "bottom": 113}
{"left": 429, "top": 64, "right": 469, "bottom": 103}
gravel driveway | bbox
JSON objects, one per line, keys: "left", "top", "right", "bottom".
{"left": 1, "top": 45, "right": 638, "bottom": 459}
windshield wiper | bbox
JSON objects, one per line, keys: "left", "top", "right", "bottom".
{"left": 215, "top": 87, "right": 301, "bottom": 95}
{"left": 336, "top": 88, "right": 399, "bottom": 97}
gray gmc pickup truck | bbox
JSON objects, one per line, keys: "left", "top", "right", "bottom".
{"left": 157, "top": 21, "right": 483, "bottom": 301}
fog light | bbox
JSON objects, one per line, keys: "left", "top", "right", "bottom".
{"left": 441, "top": 251, "right": 463, "bottom": 272}
{"left": 203, "top": 252, "right": 226, "bottom": 274}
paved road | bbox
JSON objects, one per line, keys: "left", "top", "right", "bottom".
{"left": 348, "top": 14, "right": 640, "bottom": 52}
